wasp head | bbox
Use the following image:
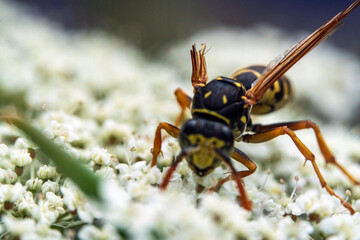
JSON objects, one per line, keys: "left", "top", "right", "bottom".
{"left": 179, "top": 118, "right": 234, "bottom": 176}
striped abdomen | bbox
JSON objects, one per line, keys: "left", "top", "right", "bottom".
{"left": 231, "top": 65, "right": 293, "bottom": 114}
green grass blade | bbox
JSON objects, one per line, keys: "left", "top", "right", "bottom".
{"left": 8, "top": 116, "right": 102, "bottom": 201}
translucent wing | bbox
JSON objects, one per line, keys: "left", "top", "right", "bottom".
{"left": 246, "top": 0, "right": 360, "bottom": 104}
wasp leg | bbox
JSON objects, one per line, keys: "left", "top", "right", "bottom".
{"left": 174, "top": 88, "right": 192, "bottom": 127}
{"left": 151, "top": 122, "right": 180, "bottom": 167}
{"left": 242, "top": 125, "right": 355, "bottom": 215}
{"left": 160, "top": 147, "right": 199, "bottom": 190}
{"left": 214, "top": 149, "right": 252, "bottom": 211}
{"left": 252, "top": 120, "right": 360, "bottom": 185}
{"left": 209, "top": 147, "right": 257, "bottom": 192}
{"left": 159, "top": 151, "right": 186, "bottom": 190}
{"left": 231, "top": 147, "right": 258, "bottom": 177}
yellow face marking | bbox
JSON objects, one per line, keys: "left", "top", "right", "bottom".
{"left": 204, "top": 91, "right": 212, "bottom": 99}
{"left": 216, "top": 77, "right": 223, "bottom": 80}
{"left": 191, "top": 150, "right": 215, "bottom": 171}
{"left": 187, "top": 134, "right": 225, "bottom": 171}
{"left": 191, "top": 109, "right": 230, "bottom": 125}
{"left": 222, "top": 95, "right": 228, "bottom": 104}
{"left": 188, "top": 134, "right": 226, "bottom": 149}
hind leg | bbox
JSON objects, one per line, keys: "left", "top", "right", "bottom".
{"left": 251, "top": 120, "right": 360, "bottom": 184}
{"left": 241, "top": 123, "right": 355, "bottom": 214}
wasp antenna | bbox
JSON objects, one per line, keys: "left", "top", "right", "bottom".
{"left": 246, "top": 0, "right": 360, "bottom": 104}
{"left": 191, "top": 44, "right": 208, "bottom": 88}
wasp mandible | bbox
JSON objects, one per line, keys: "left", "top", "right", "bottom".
{"left": 151, "top": 0, "right": 360, "bottom": 214}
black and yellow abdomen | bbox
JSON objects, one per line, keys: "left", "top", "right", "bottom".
{"left": 231, "top": 65, "right": 293, "bottom": 114}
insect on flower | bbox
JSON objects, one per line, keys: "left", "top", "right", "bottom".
{"left": 151, "top": 0, "right": 360, "bottom": 214}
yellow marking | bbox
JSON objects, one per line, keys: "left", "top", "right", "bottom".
{"left": 273, "top": 81, "right": 280, "bottom": 95}
{"left": 241, "top": 116, "right": 247, "bottom": 124}
{"left": 192, "top": 151, "right": 214, "bottom": 170}
{"left": 231, "top": 67, "right": 262, "bottom": 78}
{"left": 230, "top": 68, "right": 249, "bottom": 78}
{"left": 192, "top": 109, "right": 230, "bottom": 125}
{"left": 251, "top": 103, "right": 272, "bottom": 114}
{"left": 216, "top": 77, "right": 223, "bottom": 80}
{"left": 188, "top": 134, "right": 226, "bottom": 149}
{"left": 266, "top": 81, "right": 281, "bottom": 104}
{"left": 194, "top": 83, "right": 206, "bottom": 94}
{"left": 233, "top": 129, "right": 242, "bottom": 139}
{"left": 187, "top": 134, "right": 225, "bottom": 173}
{"left": 234, "top": 82, "right": 242, "bottom": 87}
{"left": 204, "top": 91, "right": 212, "bottom": 98}
{"left": 252, "top": 77, "right": 293, "bottom": 114}
{"left": 242, "top": 97, "right": 250, "bottom": 108}
{"left": 222, "top": 95, "right": 228, "bottom": 104}
{"left": 252, "top": 70, "right": 261, "bottom": 78}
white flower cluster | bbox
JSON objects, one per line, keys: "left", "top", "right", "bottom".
{"left": 1, "top": 1, "right": 360, "bottom": 239}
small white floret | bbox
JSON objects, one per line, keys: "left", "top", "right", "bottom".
{"left": 0, "top": 168, "right": 18, "bottom": 184}
{"left": 0, "top": 182, "right": 25, "bottom": 202}
{"left": 26, "top": 177, "right": 44, "bottom": 192}
{"left": 37, "top": 165, "right": 59, "bottom": 179}
{"left": 0, "top": 143, "right": 8, "bottom": 157}
{"left": 91, "top": 146, "right": 112, "bottom": 166}
{"left": 41, "top": 180, "right": 60, "bottom": 194}
{"left": 10, "top": 149, "right": 32, "bottom": 167}
{"left": 2, "top": 215, "right": 36, "bottom": 236}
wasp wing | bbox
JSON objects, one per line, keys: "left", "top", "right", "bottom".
{"left": 191, "top": 44, "right": 208, "bottom": 88}
{"left": 246, "top": 0, "right": 360, "bottom": 104}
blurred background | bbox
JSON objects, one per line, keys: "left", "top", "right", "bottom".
{"left": 13, "top": 0, "right": 360, "bottom": 57}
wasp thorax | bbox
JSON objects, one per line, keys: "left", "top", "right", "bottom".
{"left": 191, "top": 77, "right": 251, "bottom": 138}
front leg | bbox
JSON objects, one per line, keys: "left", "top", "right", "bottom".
{"left": 214, "top": 149, "right": 252, "bottom": 211}
{"left": 174, "top": 88, "right": 192, "bottom": 127}
{"left": 151, "top": 122, "right": 180, "bottom": 167}
{"left": 159, "top": 146, "right": 200, "bottom": 190}
{"left": 209, "top": 147, "right": 257, "bottom": 192}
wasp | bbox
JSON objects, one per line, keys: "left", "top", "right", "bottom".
{"left": 150, "top": 0, "right": 360, "bottom": 214}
